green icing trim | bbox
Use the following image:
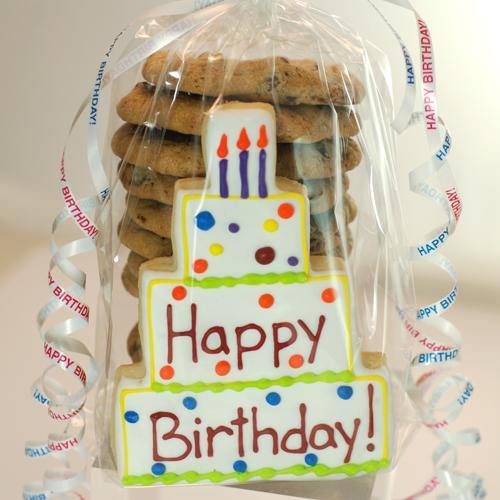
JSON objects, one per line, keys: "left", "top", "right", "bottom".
{"left": 151, "top": 370, "right": 355, "bottom": 394}
{"left": 123, "top": 459, "right": 390, "bottom": 486}
{"left": 184, "top": 272, "right": 308, "bottom": 289}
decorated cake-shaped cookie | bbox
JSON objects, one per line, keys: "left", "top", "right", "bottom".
{"left": 114, "top": 103, "right": 391, "bottom": 486}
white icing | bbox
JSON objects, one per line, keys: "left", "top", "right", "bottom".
{"left": 140, "top": 271, "right": 352, "bottom": 386}
{"left": 203, "top": 104, "right": 277, "bottom": 198}
{"left": 179, "top": 104, "right": 307, "bottom": 278}
{"left": 182, "top": 194, "right": 308, "bottom": 277}
{"left": 118, "top": 379, "right": 388, "bottom": 482}
{"left": 114, "top": 103, "right": 391, "bottom": 486}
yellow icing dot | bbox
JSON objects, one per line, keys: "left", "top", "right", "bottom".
{"left": 209, "top": 244, "right": 224, "bottom": 256}
{"left": 263, "top": 219, "right": 279, "bottom": 232}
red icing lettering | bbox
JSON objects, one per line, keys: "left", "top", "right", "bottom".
{"left": 297, "top": 315, "right": 325, "bottom": 363}
{"left": 272, "top": 322, "right": 297, "bottom": 367}
{"left": 235, "top": 324, "right": 266, "bottom": 370}
{"left": 335, "top": 419, "right": 361, "bottom": 463}
{"left": 310, "top": 424, "right": 338, "bottom": 450}
{"left": 167, "top": 303, "right": 198, "bottom": 363}
{"left": 201, "top": 326, "right": 229, "bottom": 355}
{"left": 281, "top": 403, "right": 307, "bottom": 453}
{"left": 230, "top": 407, "right": 249, "bottom": 457}
{"left": 145, "top": 405, "right": 367, "bottom": 464}
{"left": 252, "top": 406, "right": 278, "bottom": 455}
{"left": 151, "top": 412, "right": 192, "bottom": 461}
{"left": 207, "top": 425, "right": 234, "bottom": 457}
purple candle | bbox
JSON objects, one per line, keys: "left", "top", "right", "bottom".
{"left": 217, "top": 134, "right": 229, "bottom": 198}
{"left": 237, "top": 128, "right": 250, "bottom": 199}
{"left": 257, "top": 125, "right": 268, "bottom": 198}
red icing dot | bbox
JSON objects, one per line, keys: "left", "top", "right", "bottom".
{"left": 172, "top": 286, "right": 187, "bottom": 301}
{"left": 278, "top": 203, "right": 295, "bottom": 219}
{"left": 255, "top": 247, "right": 275, "bottom": 265}
{"left": 367, "top": 443, "right": 375, "bottom": 452}
{"left": 289, "top": 354, "right": 304, "bottom": 369}
{"left": 193, "top": 259, "right": 208, "bottom": 274}
{"left": 160, "top": 365, "right": 175, "bottom": 380}
{"left": 259, "top": 294, "right": 274, "bottom": 309}
{"left": 215, "top": 361, "right": 231, "bottom": 376}
{"left": 322, "top": 287, "right": 337, "bottom": 303}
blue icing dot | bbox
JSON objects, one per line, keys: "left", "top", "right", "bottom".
{"left": 228, "top": 223, "right": 240, "bottom": 233}
{"left": 233, "top": 460, "right": 248, "bottom": 473}
{"left": 287, "top": 256, "right": 299, "bottom": 266}
{"left": 337, "top": 385, "right": 354, "bottom": 400}
{"left": 305, "top": 453, "right": 318, "bottom": 466}
{"left": 195, "top": 211, "right": 215, "bottom": 231}
{"left": 151, "top": 463, "right": 166, "bottom": 476}
{"left": 124, "top": 411, "right": 139, "bottom": 424}
{"left": 183, "top": 396, "right": 197, "bottom": 410}
{"left": 266, "top": 392, "right": 281, "bottom": 406}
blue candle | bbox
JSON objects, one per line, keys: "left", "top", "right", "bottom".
{"left": 217, "top": 134, "right": 229, "bottom": 198}
{"left": 239, "top": 151, "right": 249, "bottom": 199}
{"left": 257, "top": 125, "right": 268, "bottom": 198}
{"left": 258, "top": 149, "right": 267, "bottom": 198}
{"left": 237, "top": 128, "right": 251, "bottom": 199}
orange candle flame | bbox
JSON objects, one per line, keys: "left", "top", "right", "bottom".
{"left": 217, "top": 134, "right": 228, "bottom": 158}
{"left": 237, "top": 128, "right": 251, "bottom": 150}
{"left": 257, "top": 125, "right": 268, "bottom": 148}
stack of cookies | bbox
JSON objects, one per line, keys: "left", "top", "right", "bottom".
{"left": 111, "top": 51, "right": 364, "bottom": 362}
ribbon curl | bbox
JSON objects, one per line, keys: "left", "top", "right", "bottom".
{"left": 24, "top": 1, "right": 231, "bottom": 498}
{"left": 369, "top": 1, "right": 485, "bottom": 498}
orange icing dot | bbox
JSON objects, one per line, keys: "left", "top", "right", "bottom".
{"left": 215, "top": 360, "right": 231, "bottom": 376}
{"left": 322, "top": 287, "right": 337, "bottom": 303}
{"left": 289, "top": 354, "right": 304, "bottom": 369}
{"left": 160, "top": 365, "right": 175, "bottom": 380}
{"left": 278, "top": 203, "right": 295, "bottom": 219}
{"left": 258, "top": 294, "right": 275, "bottom": 309}
{"left": 193, "top": 259, "right": 208, "bottom": 274}
{"left": 172, "top": 286, "right": 187, "bottom": 301}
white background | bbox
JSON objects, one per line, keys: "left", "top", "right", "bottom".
{"left": 0, "top": 0, "right": 498, "bottom": 498}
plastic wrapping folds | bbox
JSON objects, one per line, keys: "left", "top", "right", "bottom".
{"left": 22, "top": 1, "right": 478, "bottom": 499}
{"left": 90, "top": 1, "right": 415, "bottom": 496}
{"left": 24, "top": 0, "right": 485, "bottom": 500}
{"left": 23, "top": 0, "right": 485, "bottom": 498}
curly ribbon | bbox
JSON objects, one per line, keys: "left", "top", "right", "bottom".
{"left": 369, "top": 1, "right": 485, "bottom": 498}
{"left": 23, "top": 1, "right": 230, "bottom": 498}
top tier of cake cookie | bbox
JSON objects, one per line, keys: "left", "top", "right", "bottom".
{"left": 175, "top": 103, "right": 311, "bottom": 281}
